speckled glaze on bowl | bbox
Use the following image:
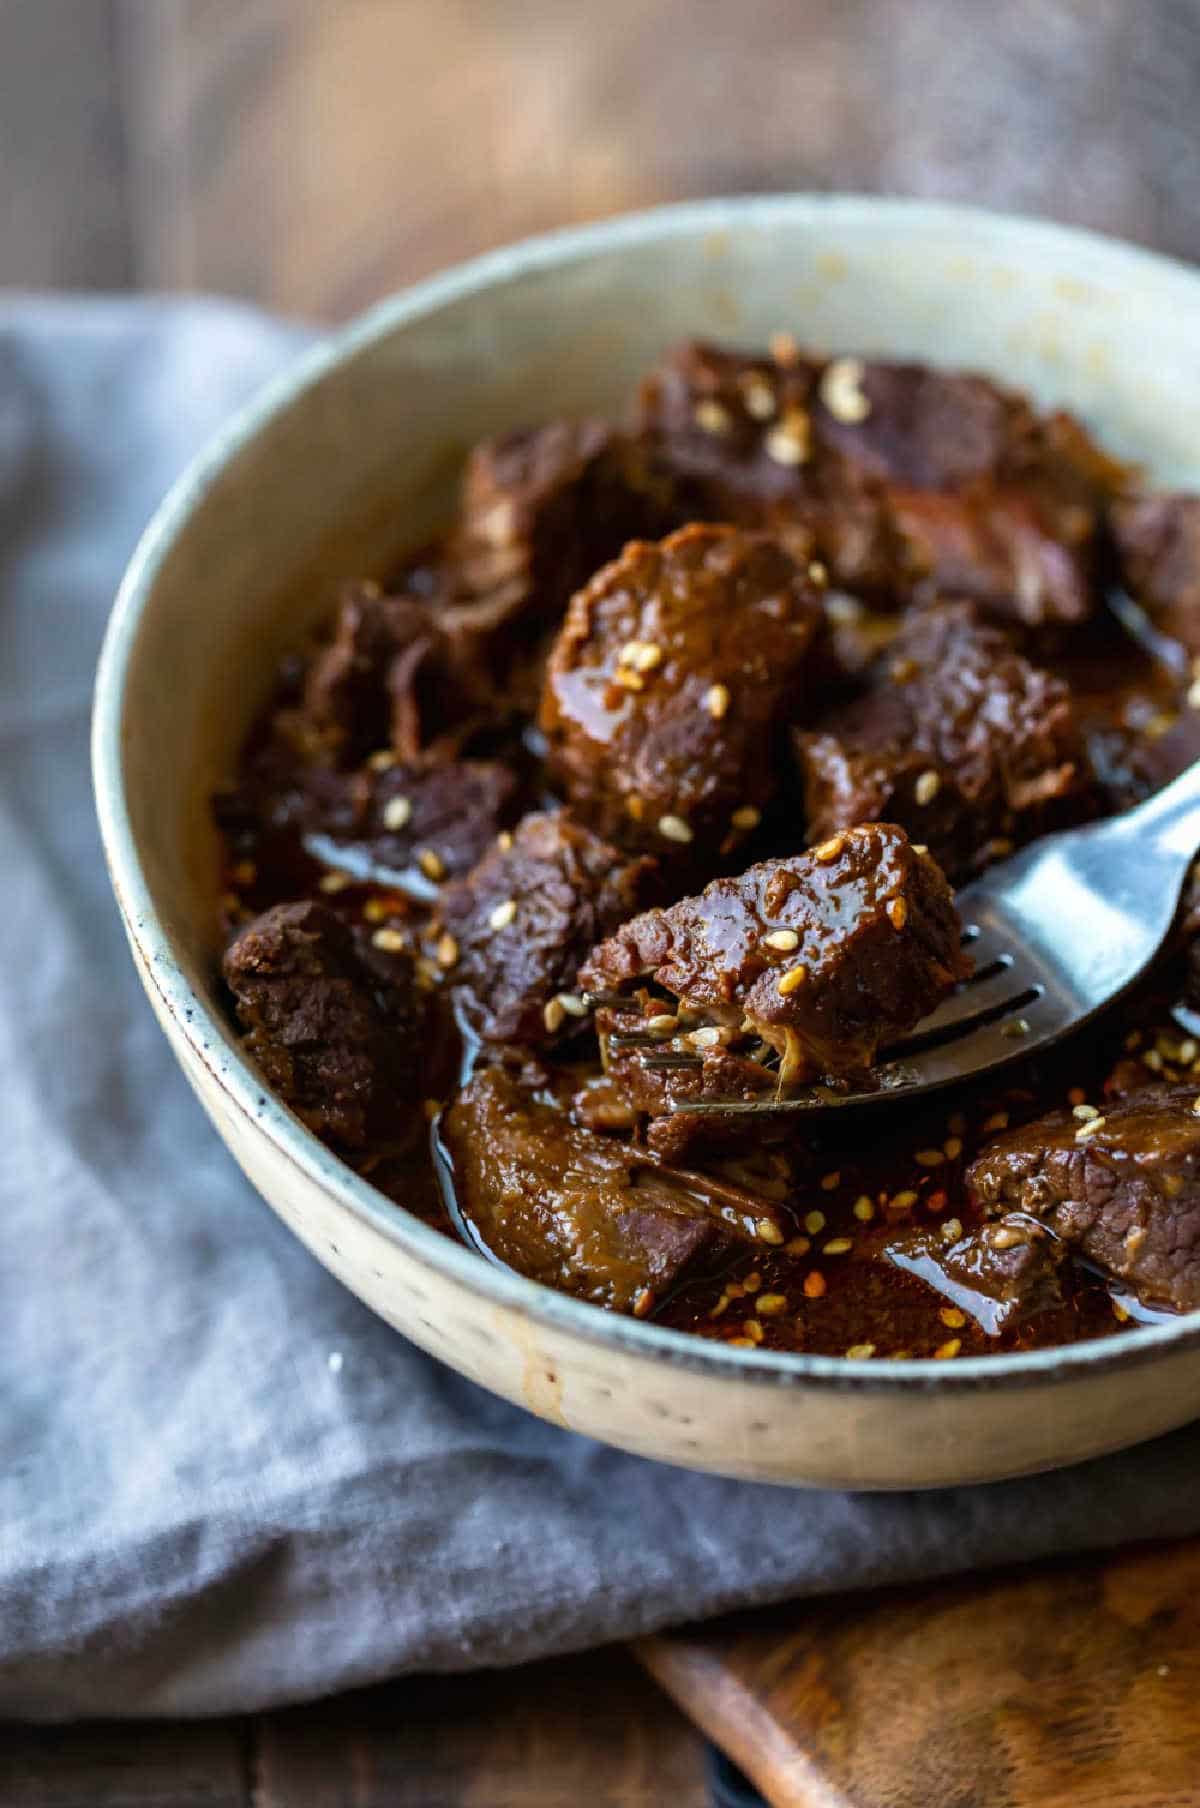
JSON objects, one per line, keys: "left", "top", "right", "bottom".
{"left": 93, "top": 196, "right": 1200, "bottom": 1488}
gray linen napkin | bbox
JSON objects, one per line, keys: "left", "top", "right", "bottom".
{"left": 2, "top": 297, "right": 1199, "bottom": 1722}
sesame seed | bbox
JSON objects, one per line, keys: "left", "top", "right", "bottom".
{"left": 808, "top": 561, "right": 829, "bottom": 585}
{"left": 820, "top": 1170, "right": 841, "bottom": 1191}
{"left": 497, "top": 830, "right": 514, "bottom": 851}
{"left": 632, "top": 642, "right": 663, "bottom": 672}
{"left": 319, "top": 871, "right": 351, "bottom": 893}
{"left": 819, "top": 356, "right": 871, "bottom": 423}
{"left": 371, "top": 927, "right": 407, "bottom": 953}
{"left": 934, "top": 1338, "right": 962, "bottom": 1360}
{"left": 891, "top": 1189, "right": 918, "bottom": 1212}
{"left": 557, "top": 992, "right": 589, "bottom": 1018}
{"left": 632, "top": 1288, "right": 655, "bottom": 1318}
{"left": 694, "top": 398, "right": 733, "bottom": 435}
{"left": 1144, "top": 1049, "right": 1164, "bottom": 1071}
{"left": 803, "top": 1271, "right": 827, "bottom": 1299}
{"left": 804, "top": 1209, "right": 826, "bottom": 1234}
{"left": 542, "top": 997, "right": 565, "bottom": 1034}
{"left": 939, "top": 1307, "right": 967, "bottom": 1330}
{"left": 689, "top": 1026, "right": 722, "bottom": 1050}
{"left": 786, "top": 1236, "right": 811, "bottom": 1256}
{"left": 435, "top": 932, "right": 459, "bottom": 967}
{"left": 705, "top": 682, "right": 731, "bottom": 720}
{"left": 887, "top": 896, "right": 908, "bottom": 931}
{"left": 764, "top": 417, "right": 811, "bottom": 466}
{"left": 614, "top": 666, "right": 644, "bottom": 691}
{"left": 1181, "top": 1039, "right": 1198, "bottom": 1063}
{"left": 1002, "top": 1018, "right": 1030, "bottom": 1039}
{"left": 778, "top": 965, "right": 808, "bottom": 996}
{"left": 742, "top": 1318, "right": 764, "bottom": 1343}
{"left": 756, "top": 1218, "right": 785, "bottom": 1245}
{"left": 488, "top": 898, "right": 517, "bottom": 930}
{"left": 943, "top": 1137, "right": 963, "bottom": 1160}
{"left": 658, "top": 814, "right": 693, "bottom": 844}
{"left": 1193, "top": 1096, "right": 1200, "bottom": 1116}
{"left": 417, "top": 848, "right": 445, "bottom": 881}
{"left": 769, "top": 331, "right": 801, "bottom": 367}
{"left": 710, "top": 1294, "right": 729, "bottom": 1318}
{"left": 740, "top": 374, "right": 777, "bottom": 419}
{"left": 941, "top": 1217, "right": 964, "bottom": 1242}
{"left": 915, "top": 1148, "right": 945, "bottom": 1167}
{"left": 382, "top": 796, "right": 413, "bottom": 831}
{"left": 618, "top": 641, "right": 642, "bottom": 666}
{"left": 912, "top": 844, "right": 930, "bottom": 856}
{"left": 367, "top": 749, "right": 397, "bottom": 770}
{"left": 764, "top": 928, "right": 800, "bottom": 951}
{"left": 727, "top": 1336, "right": 755, "bottom": 1348}
{"left": 852, "top": 1196, "right": 875, "bottom": 1222}
{"left": 647, "top": 1013, "right": 678, "bottom": 1032}
{"left": 845, "top": 1343, "right": 876, "bottom": 1360}
{"left": 626, "top": 794, "right": 645, "bottom": 821}
{"left": 363, "top": 897, "right": 390, "bottom": 922}
{"left": 1075, "top": 1115, "right": 1107, "bottom": 1140}
{"left": 1190, "top": 678, "right": 1200, "bottom": 710}
{"left": 1073, "top": 1103, "right": 1099, "bottom": 1121}
{"left": 756, "top": 1293, "right": 788, "bottom": 1316}
{"left": 814, "top": 834, "right": 846, "bottom": 862}
{"left": 822, "top": 1237, "right": 853, "bottom": 1255}
{"left": 891, "top": 656, "right": 919, "bottom": 683}
{"left": 731, "top": 805, "right": 761, "bottom": 831}
{"left": 983, "top": 1112, "right": 1009, "bottom": 1132}
{"left": 1112, "top": 1299, "right": 1131, "bottom": 1323}
{"left": 990, "top": 1226, "right": 1025, "bottom": 1250}
{"left": 915, "top": 769, "right": 941, "bottom": 806}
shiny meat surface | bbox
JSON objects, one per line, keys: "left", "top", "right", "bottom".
{"left": 540, "top": 523, "right": 827, "bottom": 867}
{"left": 796, "top": 600, "right": 1091, "bottom": 881}
{"left": 580, "top": 823, "right": 969, "bottom": 1082}
{"left": 439, "top": 1065, "right": 777, "bottom": 1312}
{"left": 966, "top": 1085, "right": 1200, "bottom": 1312}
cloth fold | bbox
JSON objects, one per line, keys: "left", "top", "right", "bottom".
{"left": 2, "top": 297, "right": 1199, "bottom": 1722}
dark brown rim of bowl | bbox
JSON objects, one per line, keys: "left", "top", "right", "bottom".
{"left": 93, "top": 192, "right": 1200, "bottom": 1395}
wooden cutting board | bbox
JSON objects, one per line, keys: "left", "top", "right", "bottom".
{"left": 635, "top": 1537, "right": 1200, "bottom": 1808}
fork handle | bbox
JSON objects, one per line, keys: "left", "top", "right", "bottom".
{"left": 1129, "top": 757, "right": 1200, "bottom": 863}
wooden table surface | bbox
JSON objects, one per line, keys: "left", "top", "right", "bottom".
{"left": 6, "top": 4, "right": 1200, "bottom": 1803}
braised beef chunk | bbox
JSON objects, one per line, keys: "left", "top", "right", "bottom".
{"left": 429, "top": 420, "right": 676, "bottom": 694}
{"left": 301, "top": 757, "right": 518, "bottom": 893}
{"left": 302, "top": 580, "right": 491, "bottom": 764}
{"left": 223, "top": 901, "right": 421, "bottom": 1150}
{"left": 887, "top": 1217, "right": 1069, "bottom": 1337}
{"left": 581, "top": 823, "right": 968, "bottom": 1085}
{"left": 540, "top": 523, "right": 827, "bottom": 866}
{"left": 433, "top": 812, "right": 657, "bottom": 1046}
{"left": 595, "top": 1018, "right": 780, "bottom": 1162}
{"left": 439, "top": 1066, "right": 738, "bottom": 1313}
{"left": 796, "top": 602, "right": 1090, "bottom": 882}
{"left": 966, "top": 1085, "right": 1200, "bottom": 1313}
{"left": 1110, "top": 493, "right": 1200, "bottom": 655}
{"left": 637, "top": 341, "right": 1123, "bottom": 621}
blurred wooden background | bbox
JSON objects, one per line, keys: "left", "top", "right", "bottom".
{"left": 5, "top": 0, "right": 1200, "bottom": 321}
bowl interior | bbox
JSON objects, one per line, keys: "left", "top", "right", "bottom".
{"left": 100, "top": 196, "right": 1200, "bottom": 1382}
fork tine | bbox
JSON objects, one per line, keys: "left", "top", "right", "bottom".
{"left": 890, "top": 962, "right": 1030, "bottom": 1042}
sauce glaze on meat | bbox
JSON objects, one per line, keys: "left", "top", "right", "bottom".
{"left": 216, "top": 336, "right": 1200, "bottom": 1361}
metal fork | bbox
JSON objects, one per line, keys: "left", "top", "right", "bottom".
{"left": 601, "top": 759, "right": 1200, "bottom": 1116}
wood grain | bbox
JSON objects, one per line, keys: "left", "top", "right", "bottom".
{"left": 252, "top": 1647, "right": 707, "bottom": 1808}
{"left": 637, "top": 1537, "right": 1200, "bottom": 1808}
{"left": 0, "top": 1720, "right": 248, "bottom": 1808}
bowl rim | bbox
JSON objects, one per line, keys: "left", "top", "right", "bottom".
{"left": 93, "top": 191, "right": 1200, "bottom": 1395}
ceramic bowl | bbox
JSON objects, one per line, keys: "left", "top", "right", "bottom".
{"left": 93, "top": 196, "right": 1200, "bottom": 1488}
